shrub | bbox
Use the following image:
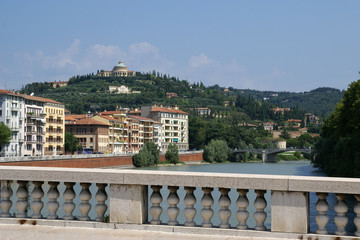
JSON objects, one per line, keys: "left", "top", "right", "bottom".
{"left": 294, "top": 151, "right": 302, "bottom": 159}
{"left": 165, "top": 143, "right": 179, "bottom": 164}
{"left": 203, "top": 139, "right": 229, "bottom": 163}
{"left": 132, "top": 142, "right": 160, "bottom": 167}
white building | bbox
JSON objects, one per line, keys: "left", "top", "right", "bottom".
{"left": 109, "top": 85, "right": 131, "bottom": 94}
{"left": 22, "top": 96, "right": 46, "bottom": 156}
{"left": 0, "top": 90, "right": 25, "bottom": 157}
{"left": 141, "top": 106, "right": 188, "bottom": 152}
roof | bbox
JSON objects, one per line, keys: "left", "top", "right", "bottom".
{"left": 288, "top": 119, "right": 302, "bottom": 122}
{"left": 66, "top": 118, "right": 109, "bottom": 126}
{"left": 151, "top": 106, "right": 188, "bottom": 115}
{"left": 66, "top": 114, "right": 88, "bottom": 120}
{"left": 0, "top": 90, "right": 20, "bottom": 95}
{"left": 21, "top": 94, "right": 63, "bottom": 105}
{"left": 98, "top": 111, "right": 123, "bottom": 115}
{"left": 96, "top": 115, "right": 122, "bottom": 122}
{"left": 128, "top": 115, "right": 154, "bottom": 122}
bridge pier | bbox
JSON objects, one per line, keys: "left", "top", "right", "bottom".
{"left": 262, "top": 151, "right": 277, "bottom": 163}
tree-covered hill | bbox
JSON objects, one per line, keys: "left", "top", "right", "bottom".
{"left": 20, "top": 72, "right": 342, "bottom": 120}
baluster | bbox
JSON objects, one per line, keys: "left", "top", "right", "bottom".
{"left": 218, "top": 188, "right": 231, "bottom": 228}
{"left": 150, "top": 185, "right": 162, "bottom": 224}
{"left": 47, "top": 182, "right": 59, "bottom": 219}
{"left": 334, "top": 193, "right": 348, "bottom": 235}
{"left": 184, "top": 187, "right": 196, "bottom": 227}
{"left": 79, "top": 183, "right": 91, "bottom": 221}
{"left": 315, "top": 192, "right": 329, "bottom": 234}
{"left": 167, "top": 186, "right": 179, "bottom": 226}
{"left": 354, "top": 195, "right": 360, "bottom": 236}
{"left": 95, "top": 183, "right": 107, "bottom": 222}
{"left": 0, "top": 180, "right": 13, "bottom": 217}
{"left": 31, "top": 181, "right": 44, "bottom": 219}
{"left": 63, "top": 182, "right": 76, "bottom": 220}
{"left": 16, "top": 181, "right": 28, "bottom": 218}
{"left": 201, "top": 187, "right": 214, "bottom": 228}
{"left": 236, "top": 189, "right": 249, "bottom": 230}
{"left": 254, "top": 190, "right": 267, "bottom": 231}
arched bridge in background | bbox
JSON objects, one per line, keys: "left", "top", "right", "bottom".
{"left": 232, "top": 148, "right": 313, "bottom": 163}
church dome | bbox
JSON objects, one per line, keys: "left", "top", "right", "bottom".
{"left": 113, "top": 61, "right": 128, "bottom": 72}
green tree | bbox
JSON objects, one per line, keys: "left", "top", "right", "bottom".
{"left": 165, "top": 143, "right": 179, "bottom": 164}
{"left": 64, "top": 132, "right": 78, "bottom": 154}
{"left": 203, "top": 139, "right": 230, "bottom": 163}
{"left": 144, "top": 142, "right": 160, "bottom": 165}
{"left": 132, "top": 142, "right": 160, "bottom": 167}
{"left": 279, "top": 129, "right": 291, "bottom": 140}
{"left": 314, "top": 79, "right": 360, "bottom": 177}
{"left": 0, "top": 123, "right": 11, "bottom": 148}
{"left": 132, "top": 147, "right": 152, "bottom": 167}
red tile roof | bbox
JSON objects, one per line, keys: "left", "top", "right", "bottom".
{"left": 66, "top": 114, "right": 88, "bottom": 120}
{"left": 20, "top": 94, "right": 63, "bottom": 105}
{"left": 98, "top": 111, "right": 123, "bottom": 115}
{"left": 95, "top": 115, "right": 122, "bottom": 122}
{"left": 151, "top": 106, "right": 188, "bottom": 115}
{"left": 66, "top": 118, "right": 109, "bottom": 126}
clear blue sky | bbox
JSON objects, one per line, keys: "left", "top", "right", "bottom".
{"left": 1, "top": 0, "right": 359, "bottom": 92}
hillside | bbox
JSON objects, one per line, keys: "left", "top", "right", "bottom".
{"left": 20, "top": 72, "right": 342, "bottom": 119}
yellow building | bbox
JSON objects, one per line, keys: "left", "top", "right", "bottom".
{"left": 44, "top": 101, "right": 65, "bottom": 155}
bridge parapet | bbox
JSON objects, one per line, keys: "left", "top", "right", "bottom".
{"left": 0, "top": 166, "right": 360, "bottom": 239}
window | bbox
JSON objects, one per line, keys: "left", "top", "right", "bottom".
{"left": 11, "top": 111, "right": 18, "bottom": 117}
{"left": 0, "top": 110, "right": 2, "bottom": 117}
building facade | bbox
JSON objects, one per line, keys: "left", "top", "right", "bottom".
{"left": 65, "top": 118, "right": 109, "bottom": 153}
{"left": 0, "top": 90, "right": 25, "bottom": 157}
{"left": 23, "top": 96, "right": 46, "bottom": 156}
{"left": 44, "top": 101, "right": 65, "bottom": 155}
{"left": 141, "top": 106, "right": 188, "bottom": 152}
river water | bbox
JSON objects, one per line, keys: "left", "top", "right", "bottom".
{"left": 141, "top": 160, "right": 356, "bottom": 234}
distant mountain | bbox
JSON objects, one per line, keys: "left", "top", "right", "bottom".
{"left": 237, "top": 87, "right": 343, "bottom": 117}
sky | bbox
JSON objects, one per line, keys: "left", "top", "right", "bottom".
{"left": 0, "top": 0, "right": 359, "bottom": 92}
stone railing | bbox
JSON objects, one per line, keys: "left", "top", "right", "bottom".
{"left": 1, "top": 166, "right": 360, "bottom": 239}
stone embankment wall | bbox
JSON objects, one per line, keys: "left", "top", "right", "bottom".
{"left": 0, "top": 151, "right": 203, "bottom": 168}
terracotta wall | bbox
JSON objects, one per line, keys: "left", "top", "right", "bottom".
{"left": 0, "top": 153, "right": 203, "bottom": 168}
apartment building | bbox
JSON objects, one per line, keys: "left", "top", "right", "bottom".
{"left": 0, "top": 90, "right": 25, "bottom": 157}
{"left": 93, "top": 112, "right": 129, "bottom": 153}
{"left": 65, "top": 118, "right": 109, "bottom": 153}
{"left": 22, "top": 95, "right": 47, "bottom": 156}
{"left": 43, "top": 99, "right": 65, "bottom": 155}
{"left": 141, "top": 106, "right": 188, "bottom": 152}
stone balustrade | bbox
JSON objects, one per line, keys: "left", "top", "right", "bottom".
{"left": 1, "top": 166, "right": 360, "bottom": 239}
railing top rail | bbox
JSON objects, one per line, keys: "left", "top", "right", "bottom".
{"left": 0, "top": 166, "right": 359, "bottom": 194}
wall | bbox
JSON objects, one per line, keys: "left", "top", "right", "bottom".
{"left": 0, "top": 152, "right": 203, "bottom": 168}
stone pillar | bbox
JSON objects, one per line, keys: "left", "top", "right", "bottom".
{"left": 109, "top": 184, "right": 148, "bottom": 224}
{"left": 271, "top": 191, "right": 309, "bottom": 234}
{"left": 262, "top": 151, "right": 267, "bottom": 163}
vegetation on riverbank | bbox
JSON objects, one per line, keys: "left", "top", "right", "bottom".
{"left": 314, "top": 79, "right": 360, "bottom": 177}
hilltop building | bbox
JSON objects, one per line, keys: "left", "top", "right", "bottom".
{"left": 48, "top": 81, "right": 68, "bottom": 88}
{"left": 97, "top": 61, "right": 136, "bottom": 77}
